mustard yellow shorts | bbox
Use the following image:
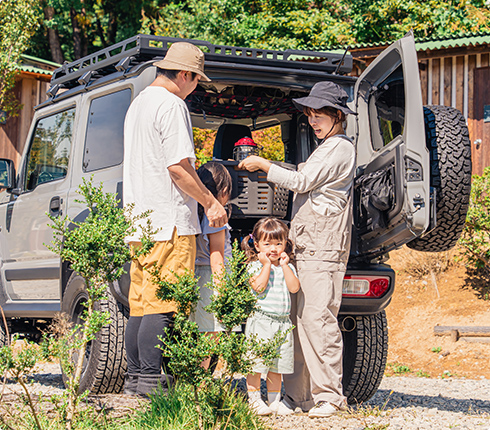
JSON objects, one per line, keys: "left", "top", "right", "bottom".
{"left": 128, "top": 228, "right": 196, "bottom": 317}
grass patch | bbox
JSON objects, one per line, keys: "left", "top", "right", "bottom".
{"left": 0, "top": 400, "right": 129, "bottom": 430}
{"left": 385, "top": 362, "right": 411, "bottom": 376}
{"left": 346, "top": 391, "right": 393, "bottom": 430}
{"left": 1, "top": 381, "right": 265, "bottom": 430}
{"left": 441, "top": 370, "right": 459, "bottom": 379}
{"left": 123, "top": 381, "right": 268, "bottom": 430}
{"left": 431, "top": 346, "right": 442, "bottom": 353}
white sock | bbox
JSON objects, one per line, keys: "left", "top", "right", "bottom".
{"left": 268, "top": 391, "right": 281, "bottom": 405}
{"left": 248, "top": 390, "right": 261, "bottom": 403}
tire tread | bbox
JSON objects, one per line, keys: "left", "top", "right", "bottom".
{"left": 408, "top": 105, "right": 471, "bottom": 252}
{"left": 342, "top": 312, "right": 388, "bottom": 404}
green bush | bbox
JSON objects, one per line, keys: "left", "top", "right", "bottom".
{"left": 459, "top": 167, "right": 490, "bottom": 270}
{"left": 150, "top": 241, "right": 288, "bottom": 429}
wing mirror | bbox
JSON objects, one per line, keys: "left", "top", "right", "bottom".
{"left": 0, "top": 158, "right": 18, "bottom": 194}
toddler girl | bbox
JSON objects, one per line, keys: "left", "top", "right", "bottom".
{"left": 241, "top": 217, "right": 300, "bottom": 416}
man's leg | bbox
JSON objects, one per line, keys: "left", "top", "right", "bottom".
{"left": 137, "top": 231, "right": 196, "bottom": 396}
{"left": 124, "top": 248, "right": 145, "bottom": 394}
{"left": 138, "top": 313, "right": 174, "bottom": 374}
{"left": 125, "top": 316, "right": 142, "bottom": 373}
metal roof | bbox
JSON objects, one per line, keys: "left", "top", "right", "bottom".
{"left": 415, "top": 32, "right": 490, "bottom": 51}
{"left": 19, "top": 54, "right": 60, "bottom": 76}
{"left": 333, "top": 31, "right": 490, "bottom": 52}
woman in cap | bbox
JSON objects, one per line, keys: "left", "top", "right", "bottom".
{"left": 238, "top": 81, "right": 356, "bottom": 418}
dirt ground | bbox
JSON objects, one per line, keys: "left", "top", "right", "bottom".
{"left": 384, "top": 245, "right": 490, "bottom": 379}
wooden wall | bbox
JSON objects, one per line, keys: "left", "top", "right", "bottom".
{"left": 418, "top": 51, "right": 490, "bottom": 176}
{"left": 351, "top": 46, "right": 490, "bottom": 176}
{"left": 0, "top": 72, "right": 50, "bottom": 169}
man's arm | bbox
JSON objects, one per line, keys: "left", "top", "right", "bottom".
{"left": 168, "top": 158, "right": 227, "bottom": 228}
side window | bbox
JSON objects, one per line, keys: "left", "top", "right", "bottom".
{"left": 369, "top": 63, "right": 405, "bottom": 151}
{"left": 83, "top": 89, "right": 132, "bottom": 172}
{"left": 25, "top": 108, "right": 75, "bottom": 191}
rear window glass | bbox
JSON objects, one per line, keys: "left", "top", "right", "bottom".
{"left": 369, "top": 64, "right": 405, "bottom": 151}
{"left": 83, "top": 89, "right": 131, "bottom": 172}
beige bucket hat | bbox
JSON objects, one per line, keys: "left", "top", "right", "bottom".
{"left": 153, "top": 42, "right": 211, "bottom": 82}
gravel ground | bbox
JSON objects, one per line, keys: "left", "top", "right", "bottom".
{"left": 1, "top": 362, "right": 490, "bottom": 429}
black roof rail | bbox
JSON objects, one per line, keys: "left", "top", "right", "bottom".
{"left": 49, "top": 34, "right": 352, "bottom": 92}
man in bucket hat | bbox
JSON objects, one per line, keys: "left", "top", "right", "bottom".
{"left": 123, "top": 42, "right": 227, "bottom": 397}
{"left": 239, "top": 81, "right": 356, "bottom": 417}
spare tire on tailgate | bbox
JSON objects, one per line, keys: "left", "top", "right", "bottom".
{"left": 407, "top": 105, "right": 471, "bottom": 252}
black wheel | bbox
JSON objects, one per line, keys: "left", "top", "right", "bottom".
{"left": 61, "top": 273, "right": 128, "bottom": 394}
{"left": 0, "top": 317, "right": 8, "bottom": 348}
{"left": 407, "top": 105, "right": 471, "bottom": 252}
{"left": 341, "top": 311, "right": 388, "bottom": 404}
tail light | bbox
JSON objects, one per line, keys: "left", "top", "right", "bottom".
{"left": 342, "top": 275, "right": 390, "bottom": 298}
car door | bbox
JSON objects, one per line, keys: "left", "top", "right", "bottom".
{"left": 0, "top": 103, "right": 76, "bottom": 304}
{"left": 349, "top": 33, "right": 430, "bottom": 261}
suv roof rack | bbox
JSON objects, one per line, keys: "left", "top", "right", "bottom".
{"left": 49, "top": 34, "right": 352, "bottom": 91}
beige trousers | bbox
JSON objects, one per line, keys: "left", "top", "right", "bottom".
{"left": 283, "top": 191, "right": 352, "bottom": 410}
{"left": 284, "top": 262, "right": 346, "bottom": 410}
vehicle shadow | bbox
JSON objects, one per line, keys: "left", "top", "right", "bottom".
{"left": 29, "top": 371, "right": 64, "bottom": 389}
{"left": 363, "top": 388, "right": 490, "bottom": 414}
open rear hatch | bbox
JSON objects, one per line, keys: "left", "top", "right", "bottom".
{"left": 349, "top": 33, "right": 430, "bottom": 262}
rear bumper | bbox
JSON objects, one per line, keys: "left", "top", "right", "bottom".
{"left": 339, "top": 263, "right": 395, "bottom": 315}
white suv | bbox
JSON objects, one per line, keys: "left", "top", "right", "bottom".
{"left": 0, "top": 33, "right": 471, "bottom": 402}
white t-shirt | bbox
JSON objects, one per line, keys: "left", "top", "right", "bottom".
{"left": 124, "top": 86, "right": 200, "bottom": 242}
{"left": 267, "top": 135, "right": 355, "bottom": 216}
{"left": 195, "top": 213, "right": 232, "bottom": 266}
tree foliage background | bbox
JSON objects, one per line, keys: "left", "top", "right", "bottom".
{"left": 22, "top": 0, "right": 490, "bottom": 64}
{"left": 0, "top": 0, "right": 40, "bottom": 116}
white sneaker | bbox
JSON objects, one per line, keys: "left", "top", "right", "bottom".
{"left": 308, "top": 401, "right": 344, "bottom": 418}
{"left": 269, "top": 399, "right": 294, "bottom": 415}
{"left": 249, "top": 397, "right": 272, "bottom": 416}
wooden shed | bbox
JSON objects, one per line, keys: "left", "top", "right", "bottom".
{"left": 0, "top": 55, "right": 58, "bottom": 168}
{"left": 348, "top": 32, "right": 490, "bottom": 176}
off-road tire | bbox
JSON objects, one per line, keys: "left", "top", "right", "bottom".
{"left": 61, "top": 273, "right": 128, "bottom": 394}
{"left": 407, "top": 105, "right": 471, "bottom": 252}
{"left": 0, "top": 317, "right": 7, "bottom": 348}
{"left": 341, "top": 311, "right": 388, "bottom": 404}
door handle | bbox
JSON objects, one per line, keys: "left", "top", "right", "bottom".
{"left": 49, "top": 196, "right": 62, "bottom": 217}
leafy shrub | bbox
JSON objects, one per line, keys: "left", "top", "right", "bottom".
{"left": 150, "top": 242, "right": 287, "bottom": 428}
{"left": 459, "top": 166, "right": 490, "bottom": 271}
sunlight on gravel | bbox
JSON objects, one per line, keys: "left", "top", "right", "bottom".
{"left": 2, "top": 362, "right": 490, "bottom": 430}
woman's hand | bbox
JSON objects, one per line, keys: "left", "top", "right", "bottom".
{"left": 238, "top": 156, "right": 272, "bottom": 173}
{"left": 279, "top": 252, "right": 290, "bottom": 266}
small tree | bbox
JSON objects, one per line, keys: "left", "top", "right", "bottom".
{"left": 44, "top": 177, "right": 155, "bottom": 430}
{"left": 151, "top": 241, "right": 289, "bottom": 429}
{"left": 0, "top": 0, "right": 40, "bottom": 117}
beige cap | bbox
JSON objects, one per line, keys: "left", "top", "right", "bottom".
{"left": 153, "top": 42, "right": 211, "bottom": 82}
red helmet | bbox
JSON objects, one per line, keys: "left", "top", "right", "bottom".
{"left": 233, "top": 137, "right": 259, "bottom": 161}
{"left": 234, "top": 137, "right": 257, "bottom": 147}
